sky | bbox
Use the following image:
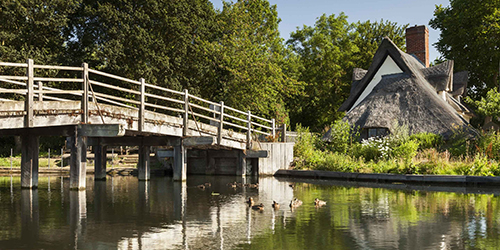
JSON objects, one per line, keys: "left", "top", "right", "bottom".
{"left": 209, "top": 0, "right": 451, "bottom": 61}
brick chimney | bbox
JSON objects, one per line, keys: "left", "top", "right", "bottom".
{"left": 406, "top": 25, "right": 429, "bottom": 67}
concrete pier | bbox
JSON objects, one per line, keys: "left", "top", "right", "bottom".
{"left": 94, "top": 142, "right": 107, "bottom": 180}
{"left": 138, "top": 145, "right": 151, "bottom": 181}
{"left": 70, "top": 136, "right": 87, "bottom": 190}
{"left": 173, "top": 143, "right": 187, "bottom": 181}
{"left": 21, "top": 135, "right": 39, "bottom": 189}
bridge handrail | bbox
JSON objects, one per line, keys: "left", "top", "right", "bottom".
{"left": 0, "top": 59, "right": 279, "bottom": 147}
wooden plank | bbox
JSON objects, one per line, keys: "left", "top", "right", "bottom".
{"left": 144, "top": 92, "right": 185, "bottom": 105}
{"left": 183, "top": 89, "right": 188, "bottom": 136}
{"left": 82, "top": 63, "right": 89, "bottom": 124}
{"left": 224, "top": 105, "right": 248, "bottom": 116}
{"left": 33, "top": 65, "right": 82, "bottom": 71}
{"left": 224, "top": 113, "right": 246, "bottom": 123}
{"left": 0, "top": 62, "right": 28, "bottom": 67}
{"left": 247, "top": 111, "right": 251, "bottom": 148}
{"left": 0, "top": 76, "right": 28, "bottom": 80}
{"left": 139, "top": 78, "right": 145, "bottom": 132}
{"left": 224, "top": 121, "right": 248, "bottom": 131}
{"left": 93, "top": 92, "right": 141, "bottom": 105}
{"left": 250, "top": 113, "right": 272, "bottom": 123}
{"left": 89, "top": 79, "right": 140, "bottom": 95}
{"left": 88, "top": 69, "right": 141, "bottom": 85}
{"left": 190, "top": 111, "right": 220, "bottom": 123}
{"left": 189, "top": 102, "right": 220, "bottom": 115}
{"left": 33, "top": 77, "right": 83, "bottom": 82}
{"left": 0, "top": 124, "right": 123, "bottom": 137}
{"left": 218, "top": 101, "right": 224, "bottom": 144}
{"left": 77, "top": 124, "right": 125, "bottom": 137}
{"left": 144, "top": 82, "right": 184, "bottom": 95}
{"left": 144, "top": 102, "right": 184, "bottom": 114}
{"left": 87, "top": 136, "right": 180, "bottom": 147}
{"left": 25, "top": 59, "right": 34, "bottom": 128}
{"left": 251, "top": 121, "right": 272, "bottom": 130}
{"left": 188, "top": 94, "right": 221, "bottom": 107}
{"left": 183, "top": 136, "right": 216, "bottom": 147}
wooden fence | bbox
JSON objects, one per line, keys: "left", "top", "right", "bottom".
{"left": 0, "top": 59, "right": 277, "bottom": 147}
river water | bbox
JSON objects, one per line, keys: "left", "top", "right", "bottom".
{"left": 0, "top": 175, "right": 499, "bottom": 249}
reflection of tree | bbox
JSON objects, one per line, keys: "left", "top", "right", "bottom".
{"left": 240, "top": 184, "right": 500, "bottom": 250}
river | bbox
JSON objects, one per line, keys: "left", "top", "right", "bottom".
{"left": 0, "top": 175, "right": 499, "bottom": 249}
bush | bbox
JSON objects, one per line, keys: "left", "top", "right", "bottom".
{"left": 391, "top": 139, "right": 420, "bottom": 162}
{"left": 324, "top": 119, "right": 357, "bottom": 154}
{"left": 477, "top": 131, "right": 500, "bottom": 160}
{"left": 410, "top": 132, "right": 443, "bottom": 150}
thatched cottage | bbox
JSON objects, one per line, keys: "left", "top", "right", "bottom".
{"left": 339, "top": 25, "right": 473, "bottom": 139}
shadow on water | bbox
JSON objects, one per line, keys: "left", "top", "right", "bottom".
{"left": 0, "top": 175, "right": 500, "bottom": 249}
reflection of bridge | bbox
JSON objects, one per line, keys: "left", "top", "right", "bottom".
{"left": 0, "top": 59, "right": 293, "bottom": 190}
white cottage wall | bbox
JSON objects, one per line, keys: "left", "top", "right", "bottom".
{"left": 349, "top": 56, "right": 403, "bottom": 112}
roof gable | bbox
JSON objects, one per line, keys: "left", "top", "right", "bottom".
{"left": 339, "top": 37, "right": 424, "bottom": 112}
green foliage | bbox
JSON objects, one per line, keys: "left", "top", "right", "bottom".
{"left": 199, "top": 0, "right": 301, "bottom": 119}
{"left": 0, "top": 0, "right": 81, "bottom": 65}
{"left": 293, "top": 124, "right": 321, "bottom": 169}
{"left": 476, "top": 131, "right": 500, "bottom": 160}
{"left": 391, "top": 139, "right": 420, "bottom": 163}
{"left": 430, "top": 0, "right": 500, "bottom": 98}
{"left": 324, "top": 119, "right": 356, "bottom": 154}
{"left": 410, "top": 132, "right": 443, "bottom": 150}
{"left": 467, "top": 89, "right": 500, "bottom": 119}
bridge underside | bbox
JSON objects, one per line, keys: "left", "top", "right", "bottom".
{"left": 0, "top": 123, "right": 269, "bottom": 190}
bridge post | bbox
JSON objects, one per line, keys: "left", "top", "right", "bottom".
{"left": 237, "top": 150, "right": 247, "bottom": 176}
{"left": 247, "top": 111, "right": 252, "bottom": 149}
{"left": 183, "top": 89, "right": 189, "bottom": 136}
{"left": 81, "top": 63, "right": 89, "bottom": 124}
{"left": 139, "top": 78, "right": 145, "bottom": 132}
{"left": 25, "top": 59, "right": 34, "bottom": 128}
{"left": 218, "top": 101, "right": 224, "bottom": 145}
{"left": 271, "top": 118, "right": 275, "bottom": 138}
{"left": 94, "top": 139, "right": 107, "bottom": 181}
{"left": 37, "top": 81, "right": 43, "bottom": 101}
{"left": 138, "top": 142, "right": 150, "bottom": 181}
{"left": 21, "top": 134, "right": 39, "bottom": 189}
{"left": 173, "top": 142, "right": 186, "bottom": 181}
{"left": 70, "top": 135, "right": 87, "bottom": 190}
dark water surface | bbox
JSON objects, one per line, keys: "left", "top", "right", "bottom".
{"left": 0, "top": 175, "right": 500, "bottom": 249}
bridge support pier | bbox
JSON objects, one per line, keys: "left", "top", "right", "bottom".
{"left": 236, "top": 151, "right": 247, "bottom": 176}
{"left": 138, "top": 145, "right": 150, "bottom": 181}
{"left": 21, "top": 135, "right": 39, "bottom": 189}
{"left": 94, "top": 141, "right": 107, "bottom": 181}
{"left": 70, "top": 135, "right": 87, "bottom": 190}
{"left": 173, "top": 143, "right": 187, "bottom": 181}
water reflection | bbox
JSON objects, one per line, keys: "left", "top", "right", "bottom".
{"left": 2, "top": 176, "right": 500, "bottom": 249}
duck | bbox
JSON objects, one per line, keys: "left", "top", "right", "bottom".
{"left": 314, "top": 198, "right": 327, "bottom": 207}
{"left": 197, "top": 184, "right": 206, "bottom": 190}
{"left": 289, "top": 183, "right": 295, "bottom": 188}
{"left": 272, "top": 201, "right": 280, "bottom": 210}
{"left": 246, "top": 197, "right": 255, "bottom": 206}
{"left": 228, "top": 182, "right": 238, "bottom": 188}
{"left": 289, "top": 198, "right": 303, "bottom": 208}
{"left": 252, "top": 203, "right": 264, "bottom": 211}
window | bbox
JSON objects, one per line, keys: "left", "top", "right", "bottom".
{"left": 363, "top": 127, "right": 389, "bottom": 139}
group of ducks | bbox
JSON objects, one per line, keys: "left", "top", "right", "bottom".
{"left": 246, "top": 197, "right": 327, "bottom": 211}
{"left": 228, "top": 182, "right": 259, "bottom": 189}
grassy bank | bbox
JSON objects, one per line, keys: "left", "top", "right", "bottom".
{"left": 292, "top": 121, "right": 500, "bottom": 177}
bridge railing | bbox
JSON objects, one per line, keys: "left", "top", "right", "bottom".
{"left": 0, "top": 59, "right": 277, "bottom": 147}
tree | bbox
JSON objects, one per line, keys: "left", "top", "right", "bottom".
{"left": 430, "top": 0, "right": 500, "bottom": 99}
{"left": 0, "top": 0, "right": 80, "bottom": 65}
{"left": 66, "top": 0, "right": 218, "bottom": 93}
{"left": 199, "top": 0, "right": 301, "bottom": 120}
{"left": 287, "top": 14, "right": 407, "bottom": 131}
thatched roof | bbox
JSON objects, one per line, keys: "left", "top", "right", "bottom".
{"left": 338, "top": 37, "right": 472, "bottom": 139}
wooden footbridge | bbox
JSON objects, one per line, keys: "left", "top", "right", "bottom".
{"left": 0, "top": 59, "right": 285, "bottom": 190}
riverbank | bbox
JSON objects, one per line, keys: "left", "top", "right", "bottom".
{"left": 275, "top": 169, "right": 500, "bottom": 186}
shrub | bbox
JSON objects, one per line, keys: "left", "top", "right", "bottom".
{"left": 410, "top": 132, "right": 443, "bottom": 150}
{"left": 391, "top": 139, "right": 420, "bottom": 162}
{"left": 324, "top": 119, "right": 357, "bottom": 154}
{"left": 477, "top": 131, "right": 500, "bottom": 160}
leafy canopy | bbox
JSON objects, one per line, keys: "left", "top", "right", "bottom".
{"left": 430, "top": 0, "right": 500, "bottom": 98}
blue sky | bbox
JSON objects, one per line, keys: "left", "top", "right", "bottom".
{"left": 209, "top": 0, "right": 451, "bottom": 61}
